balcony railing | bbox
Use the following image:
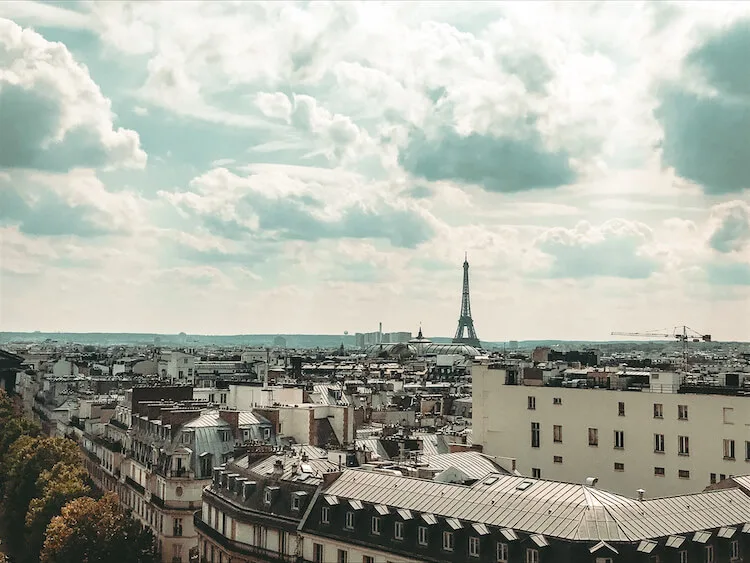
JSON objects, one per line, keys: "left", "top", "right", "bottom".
{"left": 193, "top": 512, "right": 300, "bottom": 563}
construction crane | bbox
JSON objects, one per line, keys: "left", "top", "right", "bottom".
{"left": 611, "top": 326, "right": 711, "bottom": 372}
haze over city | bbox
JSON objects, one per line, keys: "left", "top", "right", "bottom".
{"left": 2, "top": 1, "right": 750, "bottom": 341}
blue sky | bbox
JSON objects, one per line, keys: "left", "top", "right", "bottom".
{"left": 1, "top": 1, "right": 749, "bottom": 341}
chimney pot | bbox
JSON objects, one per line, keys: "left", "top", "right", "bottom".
{"left": 637, "top": 488, "right": 645, "bottom": 501}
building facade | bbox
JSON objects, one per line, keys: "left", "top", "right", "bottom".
{"left": 473, "top": 363, "right": 750, "bottom": 497}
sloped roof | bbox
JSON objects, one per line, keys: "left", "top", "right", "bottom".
{"left": 420, "top": 451, "right": 511, "bottom": 480}
{"left": 322, "top": 470, "right": 750, "bottom": 542}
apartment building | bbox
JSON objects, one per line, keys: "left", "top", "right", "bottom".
{"left": 305, "top": 469, "right": 750, "bottom": 563}
{"left": 159, "top": 351, "right": 197, "bottom": 385}
{"left": 194, "top": 445, "right": 340, "bottom": 563}
{"left": 79, "top": 391, "right": 275, "bottom": 563}
{"left": 473, "top": 363, "right": 750, "bottom": 497}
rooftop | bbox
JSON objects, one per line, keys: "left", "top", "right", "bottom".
{"left": 322, "top": 470, "right": 750, "bottom": 542}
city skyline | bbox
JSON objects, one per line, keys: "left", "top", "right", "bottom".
{"left": 2, "top": 2, "right": 750, "bottom": 341}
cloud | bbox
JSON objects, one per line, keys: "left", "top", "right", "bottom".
{"left": 705, "top": 262, "right": 750, "bottom": 286}
{"left": 708, "top": 200, "right": 750, "bottom": 253}
{"left": 399, "top": 127, "right": 575, "bottom": 193}
{"left": 161, "top": 166, "right": 435, "bottom": 249}
{"left": 535, "top": 220, "right": 659, "bottom": 279}
{"left": 0, "top": 19, "right": 146, "bottom": 171}
{"left": 656, "top": 20, "right": 750, "bottom": 194}
{"left": 0, "top": 169, "right": 147, "bottom": 237}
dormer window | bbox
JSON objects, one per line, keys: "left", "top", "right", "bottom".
{"left": 321, "top": 506, "right": 330, "bottom": 524}
{"left": 264, "top": 489, "right": 272, "bottom": 504}
{"left": 345, "top": 512, "right": 355, "bottom": 529}
{"left": 181, "top": 432, "right": 192, "bottom": 444}
{"left": 292, "top": 496, "right": 301, "bottom": 511}
{"left": 218, "top": 429, "right": 231, "bottom": 442}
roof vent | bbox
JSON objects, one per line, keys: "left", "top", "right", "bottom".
{"left": 584, "top": 477, "right": 598, "bottom": 487}
{"left": 637, "top": 488, "right": 645, "bottom": 501}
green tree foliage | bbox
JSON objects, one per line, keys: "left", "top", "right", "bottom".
{"left": 0, "top": 390, "right": 40, "bottom": 488}
{"left": 40, "top": 494, "right": 157, "bottom": 563}
{"left": 23, "top": 462, "right": 90, "bottom": 563}
{"left": 1, "top": 436, "right": 81, "bottom": 554}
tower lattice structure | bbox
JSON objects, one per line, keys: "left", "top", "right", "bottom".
{"left": 453, "top": 254, "right": 480, "bottom": 347}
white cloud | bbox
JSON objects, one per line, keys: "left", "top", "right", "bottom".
{"left": 0, "top": 18, "right": 146, "bottom": 171}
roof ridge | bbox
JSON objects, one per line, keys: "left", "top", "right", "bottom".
{"left": 581, "top": 486, "right": 639, "bottom": 542}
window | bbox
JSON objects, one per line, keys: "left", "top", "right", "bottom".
{"left": 553, "top": 455, "right": 563, "bottom": 464}
{"left": 679, "top": 550, "right": 688, "bottom": 563}
{"left": 705, "top": 545, "right": 714, "bottom": 563}
{"left": 588, "top": 428, "right": 598, "bottom": 446}
{"left": 553, "top": 397, "right": 562, "bottom": 405}
{"left": 596, "top": 559, "right": 613, "bottom": 563}
{"left": 173, "top": 518, "right": 183, "bottom": 537}
{"left": 497, "top": 542, "right": 509, "bottom": 562}
{"left": 363, "top": 557, "right": 374, "bottom": 563}
{"left": 443, "top": 531, "right": 454, "bottom": 551}
{"left": 469, "top": 536, "right": 480, "bottom": 557}
{"left": 653, "top": 403, "right": 663, "bottom": 418}
{"left": 313, "top": 544, "right": 324, "bottom": 563}
{"left": 345, "top": 512, "right": 355, "bottom": 529}
{"left": 532, "top": 468, "right": 541, "bottom": 478}
{"left": 654, "top": 467, "right": 665, "bottom": 476}
{"left": 292, "top": 496, "right": 301, "bottom": 511}
{"left": 679, "top": 435, "right": 690, "bottom": 456}
{"left": 618, "top": 401, "right": 625, "bottom": 416}
{"left": 526, "top": 548, "right": 539, "bottom": 563}
{"left": 528, "top": 396, "right": 536, "bottom": 410}
{"left": 731, "top": 540, "right": 740, "bottom": 561}
{"left": 614, "top": 462, "right": 625, "bottom": 472}
{"left": 720, "top": 473, "right": 726, "bottom": 481}
{"left": 264, "top": 490, "right": 272, "bottom": 504}
{"left": 394, "top": 521, "right": 404, "bottom": 540}
{"left": 178, "top": 370, "right": 184, "bottom": 378}
{"left": 654, "top": 433, "right": 665, "bottom": 453}
{"left": 614, "top": 430, "right": 624, "bottom": 449}
{"left": 724, "top": 439, "right": 736, "bottom": 460}
{"left": 678, "top": 404, "right": 688, "bottom": 420}
{"left": 220, "top": 393, "right": 227, "bottom": 404}
{"left": 321, "top": 507, "right": 330, "bottom": 524}
{"left": 746, "top": 441, "right": 750, "bottom": 461}
{"left": 723, "top": 407, "right": 734, "bottom": 424}
{"left": 337, "top": 549, "right": 348, "bottom": 563}
{"left": 371, "top": 516, "right": 381, "bottom": 535}
{"left": 679, "top": 469, "right": 690, "bottom": 479}
{"left": 531, "top": 422, "right": 540, "bottom": 448}
{"left": 418, "top": 526, "right": 428, "bottom": 546}
{"left": 710, "top": 473, "right": 717, "bottom": 484}
{"left": 553, "top": 425, "right": 563, "bottom": 443}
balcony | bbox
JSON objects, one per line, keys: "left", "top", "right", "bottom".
{"left": 193, "top": 512, "right": 300, "bottom": 563}
{"left": 125, "top": 475, "right": 146, "bottom": 495}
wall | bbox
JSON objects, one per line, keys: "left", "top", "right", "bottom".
{"left": 474, "top": 364, "right": 750, "bottom": 497}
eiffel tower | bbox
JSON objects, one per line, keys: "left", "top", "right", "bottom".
{"left": 453, "top": 253, "right": 481, "bottom": 347}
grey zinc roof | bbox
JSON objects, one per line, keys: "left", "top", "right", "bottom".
{"left": 420, "top": 451, "right": 511, "bottom": 480}
{"left": 322, "top": 470, "right": 750, "bottom": 543}
{"left": 238, "top": 445, "right": 339, "bottom": 485}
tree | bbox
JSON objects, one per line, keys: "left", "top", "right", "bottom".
{"left": 0, "top": 390, "right": 40, "bottom": 494}
{"left": 0, "top": 436, "right": 81, "bottom": 554}
{"left": 40, "top": 494, "right": 156, "bottom": 563}
{"left": 23, "top": 462, "right": 90, "bottom": 563}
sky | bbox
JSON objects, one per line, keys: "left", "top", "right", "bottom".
{"left": 1, "top": 1, "right": 749, "bottom": 341}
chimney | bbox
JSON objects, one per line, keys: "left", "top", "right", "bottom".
{"left": 219, "top": 410, "right": 240, "bottom": 438}
{"left": 272, "top": 458, "right": 284, "bottom": 478}
{"left": 637, "top": 488, "right": 645, "bottom": 501}
{"left": 322, "top": 471, "right": 342, "bottom": 486}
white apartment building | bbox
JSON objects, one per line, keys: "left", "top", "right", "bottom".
{"left": 159, "top": 351, "right": 197, "bottom": 385}
{"left": 473, "top": 363, "right": 750, "bottom": 497}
